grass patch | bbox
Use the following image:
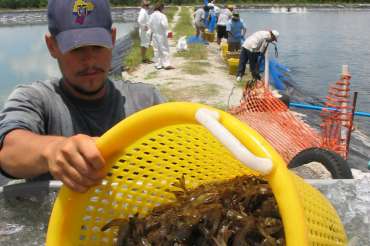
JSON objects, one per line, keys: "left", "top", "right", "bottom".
{"left": 235, "top": 78, "right": 245, "bottom": 87}
{"left": 175, "top": 43, "right": 208, "bottom": 60}
{"left": 165, "top": 6, "right": 178, "bottom": 23}
{"left": 210, "top": 102, "right": 229, "bottom": 111}
{"left": 144, "top": 71, "right": 159, "bottom": 80}
{"left": 123, "top": 30, "right": 154, "bottom": 72}
{"left": 173, "top": 7, "right": 194, "bottom": 40}
{"left": 173, "top": 7, "right": 208, "bottom": 61}
{"left": 235, "top": 72, "right": 253, "bottom": 87}
{"left": 159, "top": 84, "right": 220, "bottom": 102}
{"left": 181, "top": 61, "right": 209, "bottom": 75}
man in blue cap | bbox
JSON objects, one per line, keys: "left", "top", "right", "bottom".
{"left": 0, "top": 0, "right": 164, "bottom": 192}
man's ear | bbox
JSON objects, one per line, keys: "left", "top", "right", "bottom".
{"left": 111, "top": 27, "right": 117, "bottom": 47}
{"left": 45, "top": 33, "right": 59, "bottom": 58}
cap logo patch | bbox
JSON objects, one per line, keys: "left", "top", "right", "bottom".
{"left": 73, "top": 0, "right": 95, "bottom": 24}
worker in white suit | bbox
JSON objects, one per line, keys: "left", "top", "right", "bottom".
{"left": 148, "top": 3, "right": 174, "bottom": 70}
{"left": 137, "top": 0, "right": 152, "bottom": 63}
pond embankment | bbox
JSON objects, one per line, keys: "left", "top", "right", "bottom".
{"left": 2, "top": 3, "right": 370, "bottom": 25}
{"left": 123, "top": 6, "right": 243, "bottom": 110}
{"left": 237, "top": 3, "right": 370, "bottom": 9}
{"left": 0, "top": 7, "right": 139, "bottom": 26}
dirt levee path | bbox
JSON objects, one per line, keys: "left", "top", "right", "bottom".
{"left": 123, "top": 7, "right": 243, "bottom": 110}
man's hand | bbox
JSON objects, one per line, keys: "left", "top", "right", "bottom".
{"left": 44, "top": 134, "right": 106, "bottom": 193}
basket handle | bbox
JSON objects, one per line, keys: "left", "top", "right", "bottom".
{"left": 195, "top": 108, "right": 273, "bottom": 175}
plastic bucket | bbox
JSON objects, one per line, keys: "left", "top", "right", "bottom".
{"left": 226, "top": 51, "right": 240, "bottom": 60}
{"left": 221, "top": 42, "right": 228, "bottom": 58}
{"left": 228, "top": 58, "right": 239, "bottom": 75}
{"left": 46, "top": 103, "right": 347, "bottom": 246}
{"left": 204, "top": 30, "right": 215, "bottom": 42}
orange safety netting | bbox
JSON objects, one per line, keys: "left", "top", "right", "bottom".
{"left": 229, "top": 82, "right": 321, "bottom": 164}
{"left": 320, "top": 73, "right": 353, "bottom": 160}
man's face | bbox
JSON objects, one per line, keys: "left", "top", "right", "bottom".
{"left": 58, "top": 45, "right": 112, "bottom": 94}
{"left": 45, "top": 28, "right": 116, "bottom": 97}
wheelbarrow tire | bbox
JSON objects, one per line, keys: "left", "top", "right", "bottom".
{"left": 279, "top": 94, "right": 290, "bottom": 107}
{"left": 289, "top": 147, "right": 353, "bottom": 179}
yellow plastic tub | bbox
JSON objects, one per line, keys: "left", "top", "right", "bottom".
{"left": 204, "top": 30, "right": 215, "bottom": 42}
{"left": 226, "top": 51, "right": 240, "bottom": 60}
{"left": 221, "top": 42, "right": 228, "bottom": 58}
{"left": 46, "top": 102, "right": 347, "bottom": 246}
{"left": 228, "top": 58, "right": 239, "bottom": 75}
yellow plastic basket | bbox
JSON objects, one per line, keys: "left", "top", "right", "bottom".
{"left": 46, "top": 102, "right": 347, "bottom": 246}
{"left": 228, "top": 58, "right": 239, "bottom": 75}
{"left": 226, "top": 51, "right": 241, "bottom": 60}
{"left": 221, "top": 42, "right": 228, "bottom": 59}
{"left": 204, "top": 30, "right": 215, "bottom": 42}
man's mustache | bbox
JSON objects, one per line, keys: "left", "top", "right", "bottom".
{"left": 76, "top": 66, "right": 105, "bottom": 76}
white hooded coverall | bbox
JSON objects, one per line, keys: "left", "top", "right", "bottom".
{"left": 137, "top": 7, "right": 150, "bottom": 48}
{"left": 148, "top": 10, "right": 170, "bottom": 68}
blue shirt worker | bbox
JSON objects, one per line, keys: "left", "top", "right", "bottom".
{"left": 226, "top": 10, "right": 246, "bottom": 52}
{"left": 236, "top": 30, "right": 279, "bottom": 82}
{"left": 0, "top": 0, "right": 164, "bottom": 193}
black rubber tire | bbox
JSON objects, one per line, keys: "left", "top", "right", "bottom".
{"left": 279, "top": 94, "right": 290, "bottom": 107}
{"left": 289, "top": 147, "right": 353, "bottom": 179}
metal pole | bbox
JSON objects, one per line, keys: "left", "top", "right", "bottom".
{"left": 0, "top": 181, "right": 63, "bottom": 198}
{"left": 340, "top": 65, "right": 350, "bottom": 146}
{"left": 264, "top": 46, "right": 269, "bottom": 88}
{"left": 346, "top": 91, "right": 358, "bottom": 159}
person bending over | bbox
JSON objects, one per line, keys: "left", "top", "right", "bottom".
{"left": 193, "top": 5, "right": 207, "bottom": 38}
{"left": 236, "top": 30, "right": 279, "bottom": 82}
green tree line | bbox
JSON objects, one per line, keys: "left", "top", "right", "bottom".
{"left": 1, "top": 0, "right": 369, "bottom": 9}
{"left": 0, "top": 0, "right": 47, "bottom": 9}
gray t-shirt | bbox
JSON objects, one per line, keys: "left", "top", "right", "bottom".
{"left": 194, "top": 8, "right": 205, "bottom": 26}
{"left": 0, "top": 78, "right": 164, "bottom": 179}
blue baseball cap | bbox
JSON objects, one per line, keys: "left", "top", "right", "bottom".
{"left": 48, "top": 0, "right": 113, "bottom": 54}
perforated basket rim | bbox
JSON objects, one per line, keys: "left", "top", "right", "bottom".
{"left": 46, "top": 102, "right": 345, "bottom": 246}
